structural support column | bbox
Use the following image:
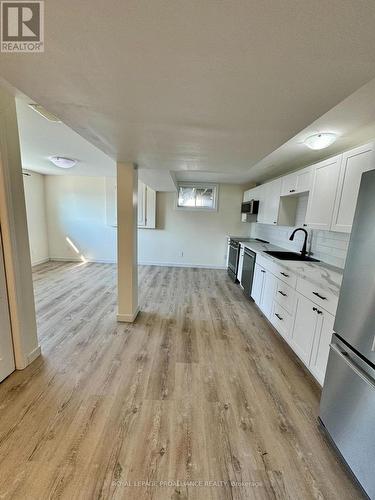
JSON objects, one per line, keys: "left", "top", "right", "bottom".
{"left": 117, "top": 162, "right": 139, "bottom": 322}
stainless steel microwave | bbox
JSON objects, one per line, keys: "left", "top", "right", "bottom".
{"left": 241, "top": 200, "right": 259, "bottom": 215}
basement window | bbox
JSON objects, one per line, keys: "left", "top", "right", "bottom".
{"left": 176, "top": 183, "right": 218, "bottom": 211}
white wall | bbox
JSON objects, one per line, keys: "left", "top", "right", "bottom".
{"left": 29, "top": 174, "right": 349, "bottom": 269}
{"left": 23, "top": 171, "right": 49, "bottom": 265}
{"left": 41, "top": 177, "right": 249, "bottom": 268}
{"left": 45, "top": 176, "right": 117, "bottom": 263}
{"left": 138, "top": 184, "right": 249, "bottom": 268}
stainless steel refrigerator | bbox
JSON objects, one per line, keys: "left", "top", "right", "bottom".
{"left": 320, "top": 169, "right": 375, "bottom": 499}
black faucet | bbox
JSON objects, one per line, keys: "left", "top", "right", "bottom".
{"left": 289, "top": 228, "right": 308, "bottom": 257}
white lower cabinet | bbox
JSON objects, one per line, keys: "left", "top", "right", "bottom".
{"left": 309, "top": 308, "right": 335, "bottom": 385}
{"left": 290, "top": 294, "right": 320, "bottom": 365}
{"left": 259, "top": 271, "right": 278, "bottom": 319}
{"left": 271, "top": 301, "right": 293, "bottom": 340}
{"left": 251, "top": 264, "right": 278, "bottom": 321}
{"left": 290, "top": 293, "right": 335, "bottom": 384}
{"left": 274, "top": 280, "right": 296, "bottom": 315}
{"left": 251, "top": 263, "right": 265, "bottom": 306}
{"left": 252, "top": 254, "right": 335, "bottom": 385}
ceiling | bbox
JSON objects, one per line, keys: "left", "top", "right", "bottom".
{"left": 250, "top": 77, "right": 375, "bottom": 183}
{"left": 16, "top": 97, "right": 116, "bottom": 176}
{"left": 3, "top": 0, "right": 375, "bottom": 188}
{"left": 17, "top": 97, "right": 178, "bottom": 189}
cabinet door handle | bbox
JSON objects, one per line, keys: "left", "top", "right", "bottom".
{"left": 261, "top": 270, "right": 266, "bottom": 273}
{"left": 312, "top": 307, "right": 323, "bottom": 315}
{"left": 278, "top": 291, "right": 287, "bottom": 297}
{"left": 289, "top": 189, "right": 296, "bottom": 193}
{"left": 275, "top": 313, "right": 283, "bottom": 320}
{"left": 280, "top": 272, "right": 289, "bottom": 277}
{"left": 313, "top": 291, "right": 327, "bottom": 300}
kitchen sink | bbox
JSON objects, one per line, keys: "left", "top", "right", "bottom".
{"left": 264, "top": 250, "right": 319, "bottom": 262}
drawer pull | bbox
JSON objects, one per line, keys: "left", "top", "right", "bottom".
{"left": 278, "top": 291, "right": 287, "bottom": 297}
{"left": 289, "top": 189, "right": 296, "bottom": 193}
{"left": 280, "top": 272, "right": 289, "bottom": 277}
{"left": 275, "top": 313, "right": 283, "bottom": 320}
{"left": 312, "top": 307, "right": 323, "bottom": 315}
{"left": 261, "top": 270, "right": 266, "bottom": 273}
{"left": 313, "top": 291, "right": 327, "bottom": 300}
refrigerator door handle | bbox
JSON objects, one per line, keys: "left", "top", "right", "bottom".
{"left": 330, "top": 342, "right": 375, "bottom": 390}
{"left": 372, "top": 336, "right": 375, "bottom": 352}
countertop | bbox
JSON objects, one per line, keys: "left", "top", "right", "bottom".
{"left": 239, "top": 239, "right": 343, "bottom": 296}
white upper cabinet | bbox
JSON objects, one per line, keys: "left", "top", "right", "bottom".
{"left": 243, "top": 188, "right": 252, "bottom": 202}
{"left": 243, "top": 185, "right": 262, "bottom": 202}
{"left": 257, "top": 178, "right": 281, "bottom": 224}
{"left": 244, "top": 142, "right": 375, "bottom": 232}
{"left": 258, "top": 179, "right": 297, "bottom": 226}
{"left": 331, "top": 142, "right": 375, "bottom": 233}
{"left": 105, "top": 178, "right": 117, "bottom": 227}
{"left": 137, "top": 181, "right": 147, "bottom": 226}
{"left": 304, "top": 154, "right": 342, "bottom": 230}
{"left": 280, "top": 166, "right": 312, "bottom": 196}
{"left": 242, "top": 185, "right": 263, "bottom": 221}
{"left": 106, "top": 178, "right": 156, "bottom": 229}
{"left": 243, "top": 189, "right": 251, "bottom": 202}
{"left": 138, "top": 180, "right": 156, "bottom": 229}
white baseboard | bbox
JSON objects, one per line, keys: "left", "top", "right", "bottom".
{"left": 49, "top": 258, "right": 226, "bottom": 270}
{"left": 138, "top": 261, "right": 227, "bottom": 269}
{"left": 50, "top": 257, "right": 116, "bottom": 264}
{"left": 27, "top": 345, "right": 41, "bottom": 364}
{"left": 32, "top": 257, "right": 50, "bottom": 267}
{"left": 117, "top": 306, "right": 140, "bottom": 323}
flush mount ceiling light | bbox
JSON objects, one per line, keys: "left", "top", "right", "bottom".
{"left": 304, "top": 133, "right": 337, "bottom": 150}
{"left": 28, "top": 103, "right": 61, "bottom": 122}
{"left": 49, "top": 156, "right": 77, "bottom": 169}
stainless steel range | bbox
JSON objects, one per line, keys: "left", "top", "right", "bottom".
{"left": 227, "top": 237, "right": 248, "bottom": 282}
{"left": 320, "top": 169, "right": 375, "bottom": 499}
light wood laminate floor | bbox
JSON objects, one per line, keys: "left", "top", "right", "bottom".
{"left": 0, "top": 261, "right": 363, "bottom": 500}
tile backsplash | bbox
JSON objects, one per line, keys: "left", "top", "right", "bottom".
{"left": 249, "top": 223, "right": 350, "bottom": 269}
